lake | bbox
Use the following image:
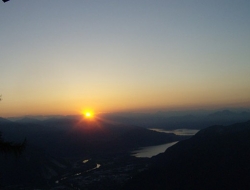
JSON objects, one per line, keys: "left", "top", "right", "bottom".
{"left": 149, "top": 128, "right": 199, "bottom": 136}
{"left": 131, "top": 128, "right": 199, "bottom": 158}
{"left": 131, "top": 141, "right": 178, "bottom": 158}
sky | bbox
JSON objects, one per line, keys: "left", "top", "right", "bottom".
{"left": 0, "top": 0, "right": 250, "bottom": 117}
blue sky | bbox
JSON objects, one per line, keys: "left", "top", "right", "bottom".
{"left": 0, "top": 0, "right": 250, "bottom": 116}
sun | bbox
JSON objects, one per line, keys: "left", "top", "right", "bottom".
{"left": 82, "top": 110, "right": 94, "bottom": 119}
{"left": 85, "top": 112, "right": 92, "bottom": 117}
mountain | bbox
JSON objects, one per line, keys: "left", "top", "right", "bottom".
{"left": 15, "top": 117, "right": 42, "bottom": 124}
{"left": 208, "top": 109, "right": 235, "bottom": 117}
{"left": 100, "top": 109, "right": 250, "bottom": 130}
{"left": 124, "top": 120, "right": 250, "bottom": 189}
{"left": 1, "top": 116, "right": 187, "bottom": 153}
{"left": 0, "top": 146, "right": 70, "bottom": 189}
{"left": 0, "top": 116, "right": 187, "bottom": 189}
{"left": 0, "top": 117, "right": 13, "bottom": 124}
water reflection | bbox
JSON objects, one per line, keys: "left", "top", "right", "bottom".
{"left": 131, "top": 141, "right": 178, "bottom": 158}
{"left": 83, "top": 159, "right": 89, "bottom": 163}
{"left": 149, "top": 128, "right": 199, "bottom": 135}
{"left": 55, "top": 161, "right": 101, "bottom": 184}
{"left": 132, "top": 128, "right": 199, "bottom": 158}
{"left": 86, "top": 163, "right": 101, "bottom": 172}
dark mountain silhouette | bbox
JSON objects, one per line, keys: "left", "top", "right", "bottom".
{"left": 0, "top": 145, "right": 69, "bottom": 188}
{"left": 0, "top": 117, "right": 26, "bottom": 156}
{"left": 101, "top": 109, "right": 250, "bottom": 130}
{"left": 124, "top": 120, "right": 250, "bottom": 189}
{"left": 3, "top": 113, "right": 249, "bottom": 189}
{"left": 0, "top": 116, "right": 187, "bottom": 188}
{"left": 15, "top": 117, "right": 42, "bottom": 125}
{"left": 0, "top": 117, "right": 12, "bottom": 124}
{"left": 208, "top": 109, "right": 234, "bottom": 117}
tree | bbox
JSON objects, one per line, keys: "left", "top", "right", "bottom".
{"left": 0, "top": 95, "right": 26, "bottom": 155}
{"left": 0, "top": 133, "right": 26, "bottom": 155}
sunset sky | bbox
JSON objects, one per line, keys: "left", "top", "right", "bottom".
{"left": 0, "top": 0, "right": 250, "bottom": 117}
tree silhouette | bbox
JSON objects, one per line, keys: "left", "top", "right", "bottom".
{"left": 0, "top": 95, "right": 26, "bottom": 155}
{"left": 0, "top": 133, "right": 26, "bottom": 155}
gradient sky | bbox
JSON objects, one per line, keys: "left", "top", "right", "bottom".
{"left": 0, "top": 0, "right": 250, "bottom": 117}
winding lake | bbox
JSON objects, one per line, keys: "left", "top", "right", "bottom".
{"left": 149, "top": 128, "right": 199, "bottom": 136}
{"left": 131, "top": 128, "right": 199, "bottom": 158}
{"left": 131, "top": 141, "right": 178, "bottom": 158}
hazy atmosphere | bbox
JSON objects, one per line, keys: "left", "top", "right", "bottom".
{"left": 1, "top": 0, "right": 250, "bottom": 117}
{"left": 1, "top": 1, "right": 250, "bottom": 189}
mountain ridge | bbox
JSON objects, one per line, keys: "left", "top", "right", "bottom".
{"left": 124, "top": 120, "right": 250, "bottom": 189}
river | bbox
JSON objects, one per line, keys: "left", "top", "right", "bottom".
{"left": 55, "top": 160, "right": 101, "bottom": 184}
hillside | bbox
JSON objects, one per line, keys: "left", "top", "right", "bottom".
{"left": 124, "top": 120, "right": 250, "bottom": 189}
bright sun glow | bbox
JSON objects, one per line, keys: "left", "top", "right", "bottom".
{"left": 82, "top": 110, "right": 94, "bottom": 119}
{"left": 85, "top": 112, "right": 91, "bottom": 117}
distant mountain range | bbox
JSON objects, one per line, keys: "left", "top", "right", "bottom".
{"left": 124, "top": 120, "right": 250, "bottom": 189}
{"left": 100, "top": 109, "right": 250, "bottom": 130}
{"left": 0, "top": 116, "right": 187, "bottom": 155}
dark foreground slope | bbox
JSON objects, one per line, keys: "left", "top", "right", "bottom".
{"left": 124, "top": 120, "right": 250, "bottom": 190}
